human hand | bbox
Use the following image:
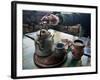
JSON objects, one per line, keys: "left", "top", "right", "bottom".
{"left": 41, "top": 14, "right": 59, "bottom": 26}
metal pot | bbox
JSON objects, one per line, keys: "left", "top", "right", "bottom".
{"left": 35, "top": 29, "right": 54, "bottom": 57}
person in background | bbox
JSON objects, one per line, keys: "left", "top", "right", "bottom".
{"left": 23, "top": 11, "right": 53, "bottom": 34}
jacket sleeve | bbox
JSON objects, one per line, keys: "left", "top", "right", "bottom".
{"left": 56, "top": 13, "right": 91, "bottom": 37}
{"left": 56, "top": 13, "right": 81, "bottom": 26}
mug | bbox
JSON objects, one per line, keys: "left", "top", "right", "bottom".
{"left": 55, "top": 43, "right": 66, "bottom": 57}
{"left": 72, "top": 39, "right": 85, "bottom": 60}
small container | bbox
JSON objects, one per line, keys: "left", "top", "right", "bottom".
{"left": 54, "top": 43, "right": 66, "bottom": 58}
{"left": 72, "top": 39, "right": 85, "bottom": 60}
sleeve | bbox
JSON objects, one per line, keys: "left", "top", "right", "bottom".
{"left": 56, "top": 13, "right": 81, "bottom": 26}
{"left": 55, "top": 13, "right": 91, "bottom": 37}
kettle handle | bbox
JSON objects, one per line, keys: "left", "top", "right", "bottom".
{"left": 25, "top": 35, "right": 44, "bottom": 50}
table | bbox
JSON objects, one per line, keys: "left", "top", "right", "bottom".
{"left": 22, "top": 29, "right": 90, "bottom": 69}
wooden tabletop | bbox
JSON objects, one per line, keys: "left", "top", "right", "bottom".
{"left": 22, "top": 29, "right": 90, "bottom": 69}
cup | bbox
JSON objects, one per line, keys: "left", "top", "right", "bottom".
{"left": 72, "top": 39, "right": 85, "bottom": 60}
{"left": 55, "top": 43, "right": 66, "bottom": 57}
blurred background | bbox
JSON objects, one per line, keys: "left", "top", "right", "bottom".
{"left": 23, "top": 10, "right": 91, "bottom": 37}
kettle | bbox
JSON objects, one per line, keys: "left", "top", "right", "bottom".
{"left": 35, "top": 29, "right": 54, "bottom": 57}
{"left": 25, "top": 29, "right": 54, "bottom": 57}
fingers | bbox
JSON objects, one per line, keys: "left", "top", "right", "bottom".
{"left": 41, "top": 14, "right": 59, "bottom": 26}
{"left": 41, "top": 14, "right": 55, "bottom": 21}
{"left": 41, "top": 16, "right": 49, "bottom": 21}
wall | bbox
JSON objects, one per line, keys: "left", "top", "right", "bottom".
{"left": 0, "top": 0, "right": 99, "bottom": 80}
